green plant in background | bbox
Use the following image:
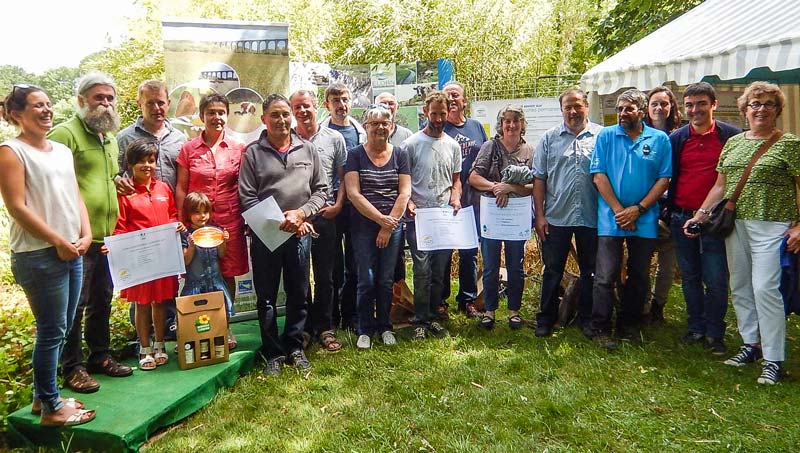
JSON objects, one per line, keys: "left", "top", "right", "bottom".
{"left": 0, "top": 205, "right": 136, "bottom": 436}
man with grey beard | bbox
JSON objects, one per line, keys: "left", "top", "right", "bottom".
{"left": 48, "top": 71, "right": 133, "bottom": 393}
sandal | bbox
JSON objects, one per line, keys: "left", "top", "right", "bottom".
{"left": 32, "top": 397, "right": 84, "bottom": 415}
{"left": 227, "top": 328, "right": 238, "bottom": 351}
{"left": 87, "top": 356, "right": 133, "bottom": 377}
{"left": 479, "top": 314, "right": 495, "bottom": 330}
{"left": 40, "top": 408, "right": 96, "bottom": 427}
{"left": 320, "top": 330, "right": 343, "bottom": 353}
{"left": 508, "top": 314, "right": 523, "bottom": 330}
{"left": 153, "top": 342, "right": 169, "bottom": 366}
{"left": 64, "top": 369, "right": 100, "bottom": 394}
{"left": 139, "top": 346, "right": 156, "bottom": 371}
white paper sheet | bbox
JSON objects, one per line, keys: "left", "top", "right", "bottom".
{"left": 105, "top": 223, "right": 186, "bottom": 291}
{"left": 414, "top": 206, "right": 479, "bottom": 251}
{"left": 241, "top": 196, "right": 293, "bottom": 252}
{"left": 479, "top": 195, "right": 532, "bottom": 241}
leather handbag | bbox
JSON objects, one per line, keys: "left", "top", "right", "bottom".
{"left": 702, "top": 131, "right": 783, "bottom": 237}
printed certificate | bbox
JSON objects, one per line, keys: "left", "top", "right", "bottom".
{"left": 415, "top": 206, "right": 479, "bottom": 251}
{"left": 105, "top": 223, "right": 186, "bottom": 291}
{"left": 241, "top": 196, "right": 294, "bottom": 252}
{"left": 479, "top": 196, "right": 532, "bottom": 241}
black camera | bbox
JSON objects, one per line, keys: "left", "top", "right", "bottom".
{"left": 686, "top": 222, "right": 702, "bottom": 235}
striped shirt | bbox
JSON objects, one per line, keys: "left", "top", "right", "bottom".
{"left": 344, "top": 144, "right": 410, "bottom": 231}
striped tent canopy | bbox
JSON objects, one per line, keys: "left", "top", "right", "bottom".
{"left": 581, "top": 0, "right": 800, "bottom": 95}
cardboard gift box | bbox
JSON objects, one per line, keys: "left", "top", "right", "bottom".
{"left": 176, "top": 291, "right": 229, "bottom": 370}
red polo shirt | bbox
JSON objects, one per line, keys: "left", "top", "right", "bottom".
{"left": 114, "top": 179, "right": 178, "bottom": 234}
{"left": 673, "top": 121, "right": 723, "bottom": 210}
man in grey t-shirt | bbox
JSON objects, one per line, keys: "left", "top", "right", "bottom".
{"left": 403, "top": 91, "right": 462, "bottom": 340}
{"left": 290, "top": 89, "right": 346, "bottom": 352}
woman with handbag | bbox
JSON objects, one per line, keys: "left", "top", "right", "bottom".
{"left": 685, "top": 81, "right": 800, "bottom": 385}
{"left": 468, "top": 104, "right": 533, "bottom": 330}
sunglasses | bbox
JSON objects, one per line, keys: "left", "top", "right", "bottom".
{"left": 11, "top": 83, "right": 42, "bottom": 98}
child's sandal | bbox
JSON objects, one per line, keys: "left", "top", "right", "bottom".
{"left": 139, "top": 346, "right": 156, "bottom": 371}
{"left": 153, "top": 342, "right": 169, "bottom": 366}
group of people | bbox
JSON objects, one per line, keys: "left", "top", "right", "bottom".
{"left": 2, "top": 71, "right": 799, "bottom": 427}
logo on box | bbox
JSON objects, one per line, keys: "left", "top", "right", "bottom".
{"left": 195, "top": 314, "right": 211, "bottom": 333}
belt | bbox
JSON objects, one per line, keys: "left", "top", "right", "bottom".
{"left": 672, "top": 207, "right": 697, "bottom": 216}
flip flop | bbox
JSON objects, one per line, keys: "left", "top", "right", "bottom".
{"left": 40, "top": 408, "right": 96, "bottom": 427}
{"left": 31, "top": 397, "right": 85, "bottom": 415}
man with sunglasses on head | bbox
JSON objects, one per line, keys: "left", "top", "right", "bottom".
{"left": 589, "top": 89, "right": 672, "bottom": 350}
{"left": 48, "top": 72, "right": 133, "bottom": 393}
{"left": 668, "top": 82, "right": 741, "bottom": 355}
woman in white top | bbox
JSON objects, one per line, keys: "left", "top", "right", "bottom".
{"left": 0, "top": 85, "right": 94, "bottom": 426}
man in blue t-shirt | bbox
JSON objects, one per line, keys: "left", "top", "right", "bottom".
{"left": 441, "top": 81, "right": 487, "bottom": 319}
{"left": 589, "top": 89, "right": 671, "bottom": 350}
{"left": 319, "top": 83, "right": 366, "bottom": 332}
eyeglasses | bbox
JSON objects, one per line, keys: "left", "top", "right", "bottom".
{"left": 747, "top": 101, "right": 777, "bottom": 111}
{"left": 366, "top": 121, "right": 391, "bottom": 128}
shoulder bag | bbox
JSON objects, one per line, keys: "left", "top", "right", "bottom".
{"left": 702, "top": 130, "right": 783, "bottom": 237}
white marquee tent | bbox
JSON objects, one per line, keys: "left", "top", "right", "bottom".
{"left": 581, "top": 0, "right": 800, "bottom": 95}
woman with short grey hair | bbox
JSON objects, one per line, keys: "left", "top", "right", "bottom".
{"left": 344, "top": 104, "right": 411, "bottom": 348}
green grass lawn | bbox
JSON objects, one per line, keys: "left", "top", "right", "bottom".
{"left": 142, "top": 283, "right": 800, "bottom": 452}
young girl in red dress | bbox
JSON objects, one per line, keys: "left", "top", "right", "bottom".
{"left": 113, "top": 139, "right": 186, "bottom": 371}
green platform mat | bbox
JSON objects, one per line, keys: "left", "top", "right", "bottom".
{"left": 8, "top": 320, "right": 267, "bottom": 452}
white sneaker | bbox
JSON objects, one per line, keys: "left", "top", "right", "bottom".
{"left": 356, "top": 334, "right": 371, "bottom": 349}
{"left": 381, "top": 331, "right": 397, "bottom": 346}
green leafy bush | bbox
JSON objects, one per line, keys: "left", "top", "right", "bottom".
{"left": 0, "top": 207, "right": 136, "bottom": 435}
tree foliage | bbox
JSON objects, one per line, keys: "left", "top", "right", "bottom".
{"left": 3, "top": 0, "right": 701, "bottom": 125}
{"left": 0, "top": 65, "right": 80, "bottom": 106}
{"left": 589, "top": 0, "right": 703, "bottom": 60}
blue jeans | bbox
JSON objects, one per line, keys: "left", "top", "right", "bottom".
{"left": 537, "top": 226, "right": 597, "bottom": 328}
{"left": 333, "top": 205, "right": 358, "bottom": 329}
{"left": 11, "top": 247, "right": 82, "bottom": 414}
{"left": 481, "top": 238, "right": 526, "bottom": 312}
{"left": 352, "top": 226, "right": 403, "bottom": 336}
{"left": 406, "top": 221, "right": 451, "bottom": 325}
{"left": 670, "top": 212, "right": 729, "bottom": 339}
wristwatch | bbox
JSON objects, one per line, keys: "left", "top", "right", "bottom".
{"left": 636, "top": 203, "right": 647, "bottom": 214}
{"left": 698, "top": 208, "right": 710, "bottom": 215}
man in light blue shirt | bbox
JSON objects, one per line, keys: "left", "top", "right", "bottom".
{"left": 532, "top": 88, "right": 602, "bottom": 338}
{"left": 589, "top": 89, "right": 671, "bottom": 349}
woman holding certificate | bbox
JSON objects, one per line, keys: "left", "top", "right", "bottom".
{"left": 344, "top": 104, "right": 411, "bottom": 349}
{"left": 0, "top": 85, "right": 95, "bottom": 426}
{"left": 468, "top": 105, "right": 533, "bottom": 330}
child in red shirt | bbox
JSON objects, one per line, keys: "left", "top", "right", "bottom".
{"left": 113, "top": 139, "right": 186, "bottom": 370}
